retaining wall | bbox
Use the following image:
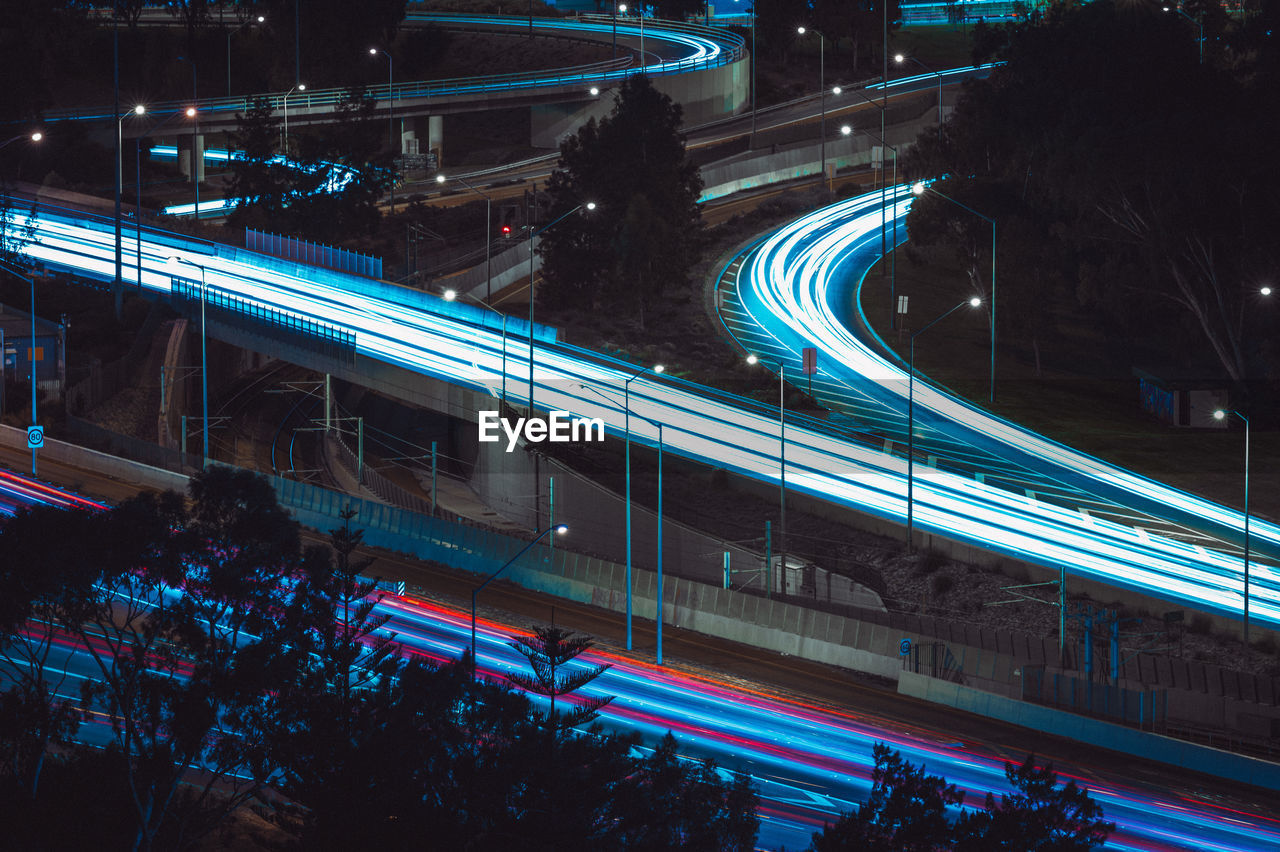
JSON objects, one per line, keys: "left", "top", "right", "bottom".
{"left": 900, "top": 671, "right": 1280, "bottom": 792}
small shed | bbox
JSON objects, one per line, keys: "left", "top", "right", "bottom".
{"left": 0, "top": 302, "right": 66, "bottom": 413}
{"left": 1133, "top": 367, "right": 1227, "bottom": 428}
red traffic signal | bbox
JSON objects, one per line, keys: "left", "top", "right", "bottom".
{"left": 501, "top": 225, "right": 512, "bottom": 237}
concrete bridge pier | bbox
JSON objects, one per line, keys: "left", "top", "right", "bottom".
{"left": 176, "top": 133, "right": 206, "bottom": 183}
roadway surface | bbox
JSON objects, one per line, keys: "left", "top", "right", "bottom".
{"left": 2, "top": 465, "right": 1278, "bottom": 851}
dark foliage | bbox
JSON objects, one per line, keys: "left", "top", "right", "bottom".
{"left": 541, "top": 74, "right": 703, "bottom": 329}
{"left": 810, "top": 744, "right": 1112, "bottom": 851}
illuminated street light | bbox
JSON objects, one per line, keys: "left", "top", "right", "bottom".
{"left": 1163, "top": 5, "right": 1204, "bottom": 65}
{"left": 1214, "top": 407, "right": 1250, "bottom": 648}
{"left": 747, "top": 353, "right": 787, "bottom": 596}
{"left": 471, "top": 524, "right": 568, "bottom": 675}
{"left": 227, "top": 14, "right": 265, "bottom": 96}
{"left": 437, "top": 173, "right": 494, "bottom": 302}
{"left": 526, "top": 202, "right": 595, "bottom": 414}
{"left": 796, "top": 27, "right": 829, "bottom": 183}
{"left": 116, "top": 105, "right": 145, "bottom": 301}
{"left": 166, "top": 256, "right": 211, "bottom": 468}
{"left": 907, "top": 298, "right": 982, "bottom": 551}
{"left": 895, "top": 52, "right": 943, "bottom": 139}
{"left": 912, "top": 181, "right": 998, "bottom": 403}
{"left": 282, "top": 83, "right": 306, "bottom": 154}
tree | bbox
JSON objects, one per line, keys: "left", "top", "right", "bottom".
{"left": 59, "top": 468, "right": 321, "bottom": 850}
{"left": 906, "top": 1, "right": 1280, "bottom": 394}
{"left": 954, "top": 754, "right": 1114, "bottom": 851}
{"left": 507, "top": 625, "right": 614, "bottom": 732}
{"left": 811, "top": 742, "right": 962, "bottom": 852}
{"left": 225, "top": 96, "right": 290, "bottom": 227}
{"left": 541, "top": 74, "right": 703, "bottom": 327}
{"left": 809, "top": 745, "right": 1113, "bottom": 851}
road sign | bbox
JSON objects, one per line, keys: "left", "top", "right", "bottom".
{"left": 26, "top": 425, "right": 44, "bottom": 449}
{"left": 899, "top": 638, "right": 911, "bottom": 656}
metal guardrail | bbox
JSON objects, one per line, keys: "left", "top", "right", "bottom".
{"left": 42, "top": 13, "right": 745, "bottom": 123}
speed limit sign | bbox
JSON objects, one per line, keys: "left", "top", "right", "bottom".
{"left": 26, "top": 425, "right": 44, "bottom": 449}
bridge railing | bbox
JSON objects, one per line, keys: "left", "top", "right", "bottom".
{"left": 43, "top": 13, "right": 744, "bottom": 123}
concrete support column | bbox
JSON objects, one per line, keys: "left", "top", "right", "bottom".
{"left": 177, "top": 133, "right": 206, "bottom": 183}
{"left": 427, "top": 114, "right": 444, "bottom": 168}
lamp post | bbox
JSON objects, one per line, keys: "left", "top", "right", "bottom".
{"left": 136, "top": 108, "right": 196, "bottom": 292}
{"left": 908, "top": 298, "right": 982, "bottom": 551}
{"left": 894, "top": 53, "right": 943, "bottom": 138}
{"left": 526, "top": 201, "right": 595, "bottom": 413}
{"left": 847, "top": 86, "right": 895, "bottom": 329}
{"left": 1214, "top": 408, "right": 1250, "bottom": 647}
{"left": 1163, "top": 5, "right": 1204, "bottom": 65}
{"left": 226, "top": 14, "right": 265, "bottom": 96}
{"left": 116, "top": 105, "right": 145, "bottom": 300}
{"left": 912, "top": 181, "right": 997, "bottom": 404}
{"left": 796, "top": 27, "right": 827, "bottom": 183}
{"left": 281, "top": 83, "right": 306, "bottom": 155}
{"left": 369, "top": 47, "right": 395, "bottom": 153}
{"left": 436, "top": 173, "right": 494, "bottom": 303}
{"left": 619, "top": 4, "right": 645, "bottom": 65}
{"left": 612, "top": 1, "right": 619, "bottom": 59}
{"left": 747, "top": 354, "right": 786, "bottom": 596}
{"left": 444, "top": 287, "right": 509, "bottom": 406}
{"left": 370, "top": 47, "right": 395, "bottom": 213}
{"left": 0, "top": 132, "right": 41, "bottom": 152}
{"left": 0, "top": 263, "right": 40, "bottom": 476}
{"left": 166, "top": 256, "right": 210, "bottom": 468}
{"left": 624, "top": 365, "right": 663, "bottom": 650}
{"left": 470, "top": 524, "right": 568, "bottom": 675}
{"left": 176, "top": 56, "right": 200, "bottom": 222}
{"left": 841, "top": 119, "right": 899, "bottom": 330}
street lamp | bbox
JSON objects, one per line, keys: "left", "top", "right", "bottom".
{"left": 619, "top": 4, "right": 645, "bottom": 65}
{"left": 176, "top": 56, "right": 199, "bottom": 222}
{"left": 470, "top": 524, "right": 568, "bottom": 675}
{"left": 1163, "top": 5, "right": 1204, "bottom": 65}
{"left": 579, "top": 375, "right": 666, "bottom": 661}
{"left": 526, "top": 201, "right": 595, "bottom": 414}
{"left": 281, "top": 83, "right": 306, "bottom": 154}
{"left": 369, "top": 47, "right": 395, "bottom": 152}
{"left": 796, "top": 27, "right": 828, "bottom": 183}
{"left": 624, "top": 365, "right": 663, "bottom": 651}
{"left": 370, "top": 47, "right": 395, "bottom": 213}
{"left": 166, "top": 256, "right": 211, "bottom": 468}
{"left": 907, "top": 298, "right": 982, "bottom": 551}
{"left": 0, "top": 262, "right": 40, "bottom": 476}
{"left": 444, "top": 287, "right": 509, "bottom": 406}
{"left": 845, "top": 85, "right": 896, "bottom": 329}
{"left": 747, "top": 353, "right": 787, "bottom": 596}
{"left": 0, "top": 131, "right": 42, "bottom": 152}
{"left": 894, "top": 53, "right": 943, "bottom": 138}
{"left": 912, "top": 181, "right": 998, "bottom": 404}
{"left": 1214, "top": 408, "right": 1251, "bottom": 647}
{"left": 116, "top": 105, "right": 145, "bottom": 299}
{"left": 135, "top": 108, "right": 197, "bottom": 292}
{"left": 226, "top": 14, "right": 265, "bottom": 96}
{"left": 437, "top": 173, "right": 494, "bottom": 303}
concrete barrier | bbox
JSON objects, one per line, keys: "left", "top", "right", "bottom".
{"left": 899, "top": 670, "right": 1280, "bottom": 792}
{"left": 0, "top": 424, "right": 190, "bottom": 494}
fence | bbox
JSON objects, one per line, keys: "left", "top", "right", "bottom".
{"left": 169, "top": 275, "right": 356, "bottom": 367}
{"left": 245, "top": 229, "right": 382, "bottom": 280}
{"left": 1022, "top": 665, "right": 1167, "bottom": 730}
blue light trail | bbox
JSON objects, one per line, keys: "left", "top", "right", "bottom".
{"left": 5, "top": 190, "right": 1277, "bottom": 632}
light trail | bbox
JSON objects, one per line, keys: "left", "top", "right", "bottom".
{"left": 3, "top": 469, "right": 1276, "bottom": 850}
{"left": 6, "top": 189, "right": 1278, "bottom": 630}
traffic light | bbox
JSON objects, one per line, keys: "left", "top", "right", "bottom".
{"left": 501, "top": 224, "right": 512, "bottom": 238}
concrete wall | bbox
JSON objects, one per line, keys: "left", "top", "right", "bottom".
{"left": 0, "top": 424, "right": 189, "bottom": 494}
{"left": 469, "top": 430, "right": 769, "bottom": 590}
{"left": 899, "top": 671, "right": 1280, "bottom": 792}
{"left": 530, "top": 55, "right": 749, "bottom": 149}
